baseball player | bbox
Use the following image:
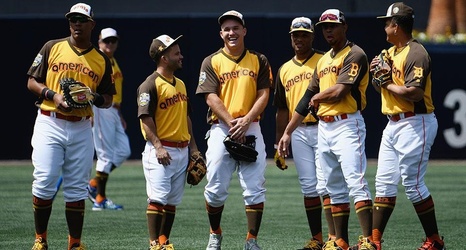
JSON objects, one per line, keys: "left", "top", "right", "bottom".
{"left": 138, "top": 34, "right": 200, "bottom": 250}
{"left": 27, "top": 3, "right": 115, "bottom": 250}
{"left": 87, "top": 27, "right": 131, "bottom": 211}
{"left": 195, "top": 10, "right": 273, "bottom": 250}
{"left": 370, "top": 3, "right": 445, "bottom": 250}
{"left": 274, "top": 17, "right": 334, "bottom": 250}
{"left": 279, "top": 9, "right": 375, "bottom": 250}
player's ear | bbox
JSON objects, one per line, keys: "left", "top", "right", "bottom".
{"left": 243, "top": 27, "right": 247, "bottom": 37}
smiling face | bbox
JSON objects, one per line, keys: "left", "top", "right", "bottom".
{"left": 219, "top": 19, "right": 247, "bottom": 55}
{"left": 163, "top": 44, "right": 183, "bottom": 70}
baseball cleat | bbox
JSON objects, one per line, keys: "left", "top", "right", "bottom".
{"left": 92, "top": 198, "right": 123, "bottom": 211}
{"left": 87, "top": 184, "right": 97, "bottom": 203}
{"left": 70, "top": 243, "right": 86, "bottom": 250}
{"left": 417, "top": 237, "right": 445, "bottom": 250}
{"left": 31, "top": 237, "right": 48, "bottom": 250}
{"left": 206, "top": 233, "right": 222, "bottom": 250}
{"left": 161, "top": 243, "right": 175, "bottom": 250}
{"left": 243, "top": 238, "right": 261, "bottom": 250}
{"left": 148, "top": 240, "right": 161, "bottom": 250}
{"left": 322, "top": 240, "right": 344, "bottom": 250}
{"left": 299, "top": 238, "right": 323, "bottom": 250}
{"left": 349, "top": 235, "right": 377, "bottom": 250}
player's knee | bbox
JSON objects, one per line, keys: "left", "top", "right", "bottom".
{"left": 405, "top": 185, "right": 430, "bottom": 203}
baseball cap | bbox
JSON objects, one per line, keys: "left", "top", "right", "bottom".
{"left": 65, "top": 3, "right": 94, "bottom": 20}
{"left": 316, "top": 9, "right": 346, "bottom": 25}
{"left": 149, "top": 34, "right": 183, "bottom": 60}
{"left": 100, "top": 28, "right": 119, "bottom": 40}
{"left": 377, "top": 2, "right": 414, "bottom": 19}
{"left": 218, "top": 10, "right": 245, "bottom": 26}
{"left": 289, "top": 17, "right": 314, "bottom": 33}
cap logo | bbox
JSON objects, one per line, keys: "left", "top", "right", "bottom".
{"left": 158, "top": 45, "right": 164, "bottom": 51}
{"left": 393, "top": 7, "right": 399, "bottom": 14}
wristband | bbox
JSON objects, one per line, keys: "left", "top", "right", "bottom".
{"left": 41, "top": 88, "right": 56, "bottom": 100}
{"left": 93, "top": 93, "right": 105, "bottom": 107}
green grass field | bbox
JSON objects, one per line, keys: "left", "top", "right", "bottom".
{"left": 1, "top": 160, "right": 464, "bottom": 250}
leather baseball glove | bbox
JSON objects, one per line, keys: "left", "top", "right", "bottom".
{"left": 59, "top": 78, "right": 95, "bottom": 109}
{"left": 274, "top": 150, "right": 288, "bottom": 170}
{"left": 371, "top": 49, "right": 393, "bottom": 87}
{"left": 186, "top": 151, "right": 207, "bottom": 186}
{"left": 223, "top": 135, "right": 258, "bottom": 162}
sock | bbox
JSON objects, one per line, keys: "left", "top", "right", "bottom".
{"left": 95, "top": 171, "right": 109, "bottom": 202}
{"left": 331, "top": 203, "right": 350, "bottom": 245}
{"left": 245, "top": 202, "right": 264, "bottom": 239}
{"left": 65, "top": 200, "right": 85, "bottom": 249}
{"left": 414, "top": 196, "right": 440, "bottom": 239}
{"left": 355, "top": 199, "right": 373, "bottom": 237}
{"left": 33, "top": 196, "right": 53, "bottom": 241}
{"left": 322, "top": 195, "right": 336, "bottom": 240}
{"left": 147, "top": 202, "right": 164, "bottom": 242}
{"left": 159, "top": 205, "right": 176, "bottom": 245}
{"left": 304, "top": 196, "right": 323, "bottom": 242}
{"left": 206, "top": 201, "right": 224, "bottom": 234}
{"left": 372, "top": 196, "right": 396, "bottom": 242}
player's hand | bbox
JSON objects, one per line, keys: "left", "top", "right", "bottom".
{"left": 55, "top": 94, "right": 72, "bottom": 112}
{"left": 370, "top": 56, "right": 381, "bottom": 74}
{"left": 155, "top": 147, "right": 172, "bottom": 166}
{"left": 277, "top": 135, "right": 291, "bottom": 158}
{"left": 229, "top": 117, "right": 251, "bottom": 142}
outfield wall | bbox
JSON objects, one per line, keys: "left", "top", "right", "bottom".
{"left": 3, "top": 16, "right": 465, "bottom": 160}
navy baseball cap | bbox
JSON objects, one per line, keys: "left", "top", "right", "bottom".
{"left": 377, "top": 2, "right": 414, "bottom": 19}
{"left": 218, "top": 10, "right": 245, "bottom": 26}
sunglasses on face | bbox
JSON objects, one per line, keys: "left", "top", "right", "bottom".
{"left": 319, "top": 13, "right": 339, "bottom": 22}
{"left": 292, "top": 22, "right": 311, "bottom": 29}
{"left": 102, "top": 37, "right": 118, "bottom": 44}
{"left": 68, "top": 15, "right": 91, "bottom": 23}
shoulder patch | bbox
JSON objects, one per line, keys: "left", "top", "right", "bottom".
{"left": 198, "top": 72, "right": 206, "bottom": 85}
{"left": 138, "top": 93, "right": 150, "bottom": 107}
{"left": 32, "top": 53, "right": 43, "bottom": 67}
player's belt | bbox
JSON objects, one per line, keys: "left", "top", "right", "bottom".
{"left": 387, "top": 112, "right": 415, "bottom": 122}
{"left": 302, "top": 121, "right": 318, "bottom": 126}
{"left": 212, "top": 119, "right": 259, "bottom": 124}
{"left": 318, "top": 114, "right": 348, "bottom": 123}
{"left": 40, "top": 110, "right": 90, "bottom": 122}
{"left": 160, "top": 140, "right": 189, "bottom": 148}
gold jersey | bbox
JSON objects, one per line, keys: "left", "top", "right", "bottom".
{"left": 27, "top": 37, "right": 115, "bottom": 117}
{"left": 308, "top": 42, "right": 369, "bottom": 116}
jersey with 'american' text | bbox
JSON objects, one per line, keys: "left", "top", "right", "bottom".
{"left": 381, "top": 40, "right": 434, "bottom": 114}
{"left": 273, "top": 51, "right": 324, "bottom": 123}
{"left": 137, "top": 72, "right": 190, "bottom": 142}
{"left": 196, "top": 48, "right": 273, "bottom": 123}
{"left": 27, "top": 37, "right": 115, "bottom": 117}
{"left": 308, "top": 42, "right": 368, "bottom": 116}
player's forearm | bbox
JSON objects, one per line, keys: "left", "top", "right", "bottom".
{"left": 246, "top": 88, "right": 269, "bottom": 122}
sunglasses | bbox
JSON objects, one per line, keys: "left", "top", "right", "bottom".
{"left": 68, "top": 15, "right": 91, "bottom": 23}
{"left": 102, "top": 37, "right": 118, "bottom": 44}
{"left": 292, "top": 22, "right": 311, "bottom": 29}
{"left": 319, "top": 13, "right": 340, "bottom": 22}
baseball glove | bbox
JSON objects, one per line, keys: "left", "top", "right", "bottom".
{"left": 223, "top": 135, "right": 258, "bottom": 162}
{"left": 274, "top": 150, "right": 288, "bottom": 170}
{"left": 372, "top": 49, "right": 393, "bottom": 87}
{"left": 186, "top": 151, "right": 207, "bottom": 186}
{"left": 59, "top": 78, "right": 95, "bottom": 109}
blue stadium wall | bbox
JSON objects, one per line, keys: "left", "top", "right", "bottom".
{"left": 3, "top": 16, "right": 465, "bottom": 160}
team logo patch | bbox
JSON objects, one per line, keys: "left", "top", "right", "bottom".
{"left": 138, "top": 93, "right": 150, "bottom": 107}
{"left": 198, "top": 72, "right": 206, "bottom": 85}
{"left": 32, "top": 53, "right": 43, "bottom": 67}
{"left": 413, "top": 66, "right": 423, "bottom": 78}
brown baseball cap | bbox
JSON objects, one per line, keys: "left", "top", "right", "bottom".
{"left": 149, "top": 34, "right": 182, "bottom": 60}
{"left": 377, "top": 2, "right": 414, "bottom": 19}
{"left": 218, "top": 10, "right": 245, "bottom": 26}
{"left": 316, "top": 9, "right": 346, "bottom": 26}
